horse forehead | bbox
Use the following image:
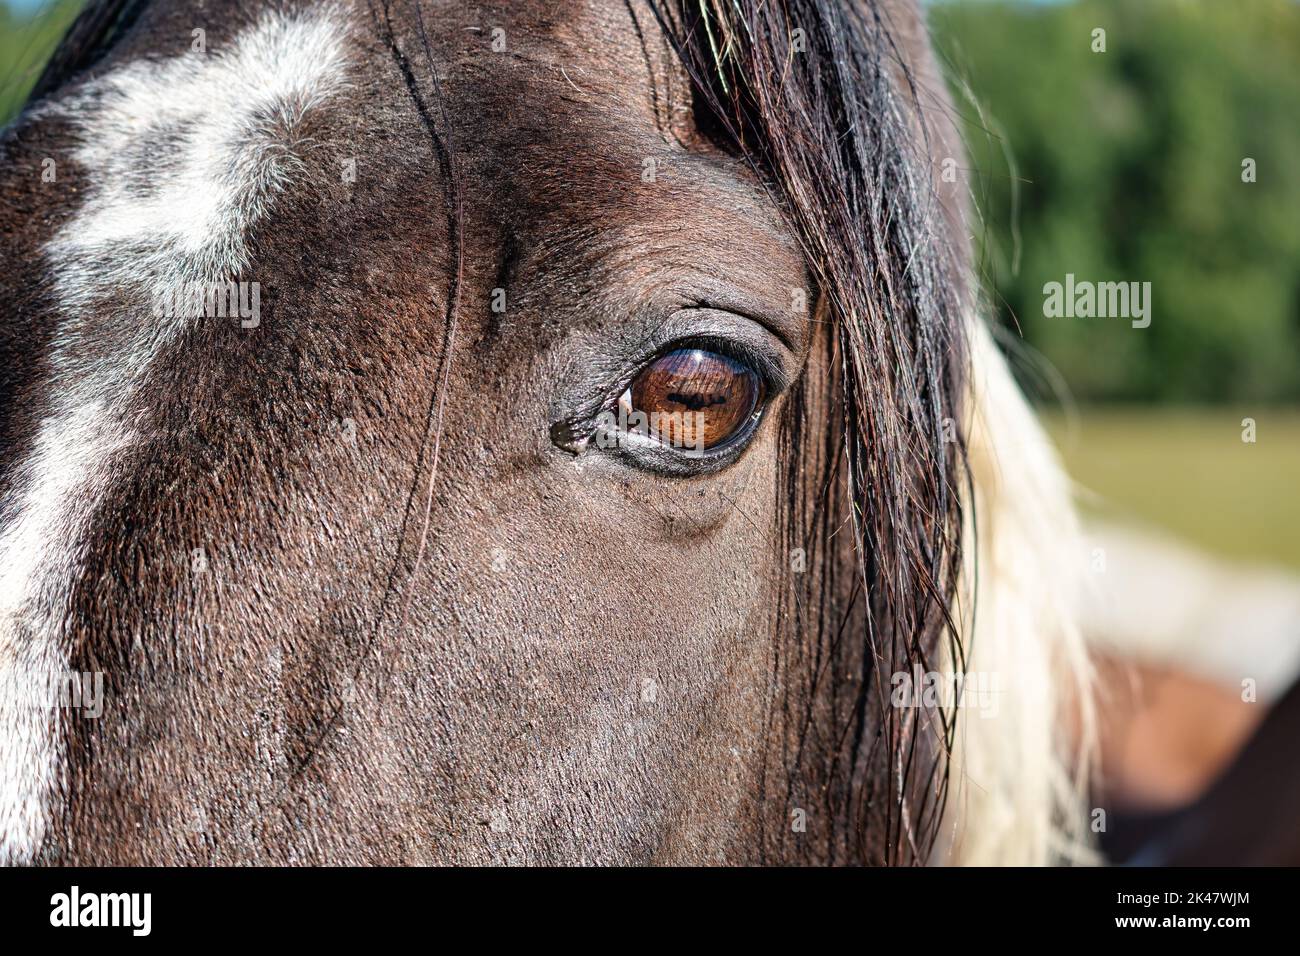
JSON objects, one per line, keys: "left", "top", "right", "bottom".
{"left": 424, "top": 0, "right": 666, "bottom": 62}
{"left": 420, "top": 0, "right": 686, "bottom": 132}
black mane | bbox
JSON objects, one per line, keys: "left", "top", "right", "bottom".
{"left": 654, "top": 0, "right": 971, "bottom": 864}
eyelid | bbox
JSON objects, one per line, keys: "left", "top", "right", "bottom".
{"left": 687, "top": 295, "right": 806, "bottom": 356}
{"left": 613, "top": 303, "right": 797, "bottom": 405}
{"left": 589, "top": 343, "right": 775, "bottom": 473}
{"left": 548, "top": 306, "right": 796, "bottom": 471}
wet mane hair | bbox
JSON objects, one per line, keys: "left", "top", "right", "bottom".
{"left": 651, "top": 1, "right": 969, "bottom": 863}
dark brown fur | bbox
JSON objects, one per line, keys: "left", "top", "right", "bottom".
{"left": 1, "top": 0, "right": 970, "bottom": 864}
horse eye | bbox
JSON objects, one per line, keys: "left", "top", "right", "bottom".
{"left": 621, "top": 348, "right": 765, "bottom": 451}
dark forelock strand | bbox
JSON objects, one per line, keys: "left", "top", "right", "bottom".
{"left": 652, "top": 0, "right": 970, "bottom": 864}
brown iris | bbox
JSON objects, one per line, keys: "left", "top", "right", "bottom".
{"left": 627, "top": 348, "right": 763, "bottom": 450}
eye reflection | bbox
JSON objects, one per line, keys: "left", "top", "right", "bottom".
{"left": 621, "top": 348, "right": 764, "bottom": 450}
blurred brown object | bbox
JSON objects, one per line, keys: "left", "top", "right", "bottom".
{"left": 1082, "top": 519, "right": 1300, "bottom": 864}
{"left": 1109, "top": 674, "right": 1300, "bottom": 865}
{"left": 1093, "top": 657, "right": 1264, "bottom": 811}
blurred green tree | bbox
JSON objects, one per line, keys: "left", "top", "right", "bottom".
{"left": 930, "top": 0, "right": 1300, "bottom": 403}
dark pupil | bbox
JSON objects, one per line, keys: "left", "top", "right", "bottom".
{"left": 629, "top": 348, "right": 762, "bottom": 449}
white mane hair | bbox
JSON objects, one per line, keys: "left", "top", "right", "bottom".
{"left": 939, "top": 318, "right": 1097, "bottom": 866}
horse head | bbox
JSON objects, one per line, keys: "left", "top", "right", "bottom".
{"left": 0, "top": 0, "right": 1090, "bottom": 865}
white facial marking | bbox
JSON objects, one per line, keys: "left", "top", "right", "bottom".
{"left": 0, "top": 7, "right": 350, "bottom": 863}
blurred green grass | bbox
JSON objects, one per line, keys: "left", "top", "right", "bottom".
{"left": 1042, "top": 408, "right": 1300, "bottom": 571}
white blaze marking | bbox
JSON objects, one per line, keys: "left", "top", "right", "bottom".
{"left": 0, "top": 8, "right": 350, "bottom": 863}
